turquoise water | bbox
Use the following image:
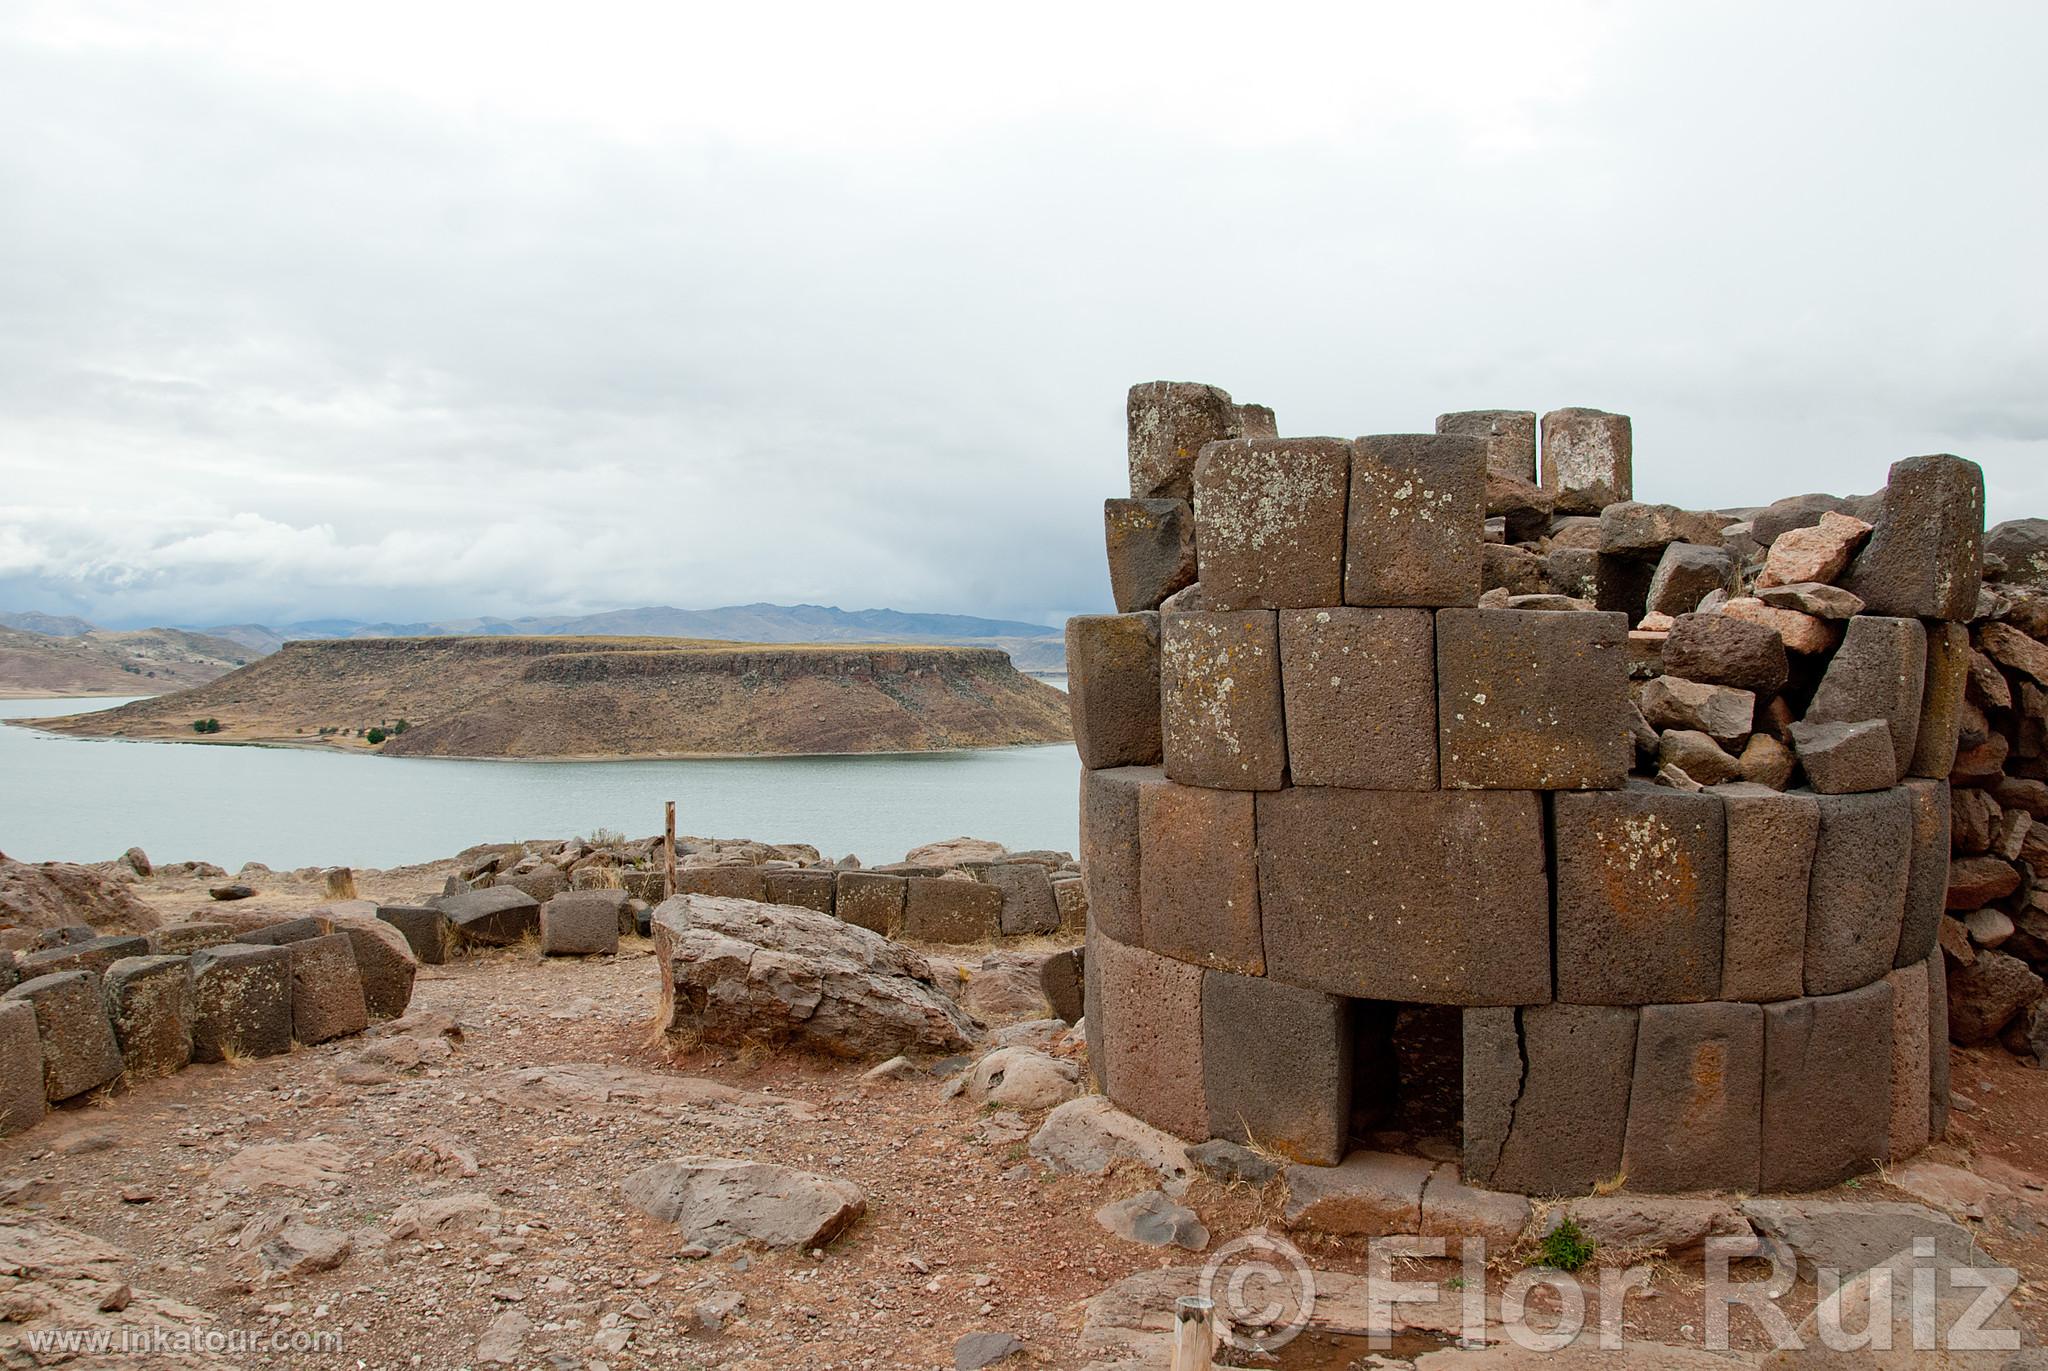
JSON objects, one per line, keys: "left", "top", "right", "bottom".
{"left": 0, "top": 696, "right": 1081, "bottom": 871}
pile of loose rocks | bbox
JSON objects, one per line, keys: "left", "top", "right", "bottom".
{"left": 1066, "top": 379, "right": 1981, "bottom": 1200}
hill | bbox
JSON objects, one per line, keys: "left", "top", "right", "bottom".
{"left": 0, "top": 625, "right": 251, "bottom": 697}
{"left": 24, "top": 636, "right": 1073, "bottom": 757}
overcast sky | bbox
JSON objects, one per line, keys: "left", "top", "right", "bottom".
{"left": 2, "top": 2, "right": 2043, "bottom": 631}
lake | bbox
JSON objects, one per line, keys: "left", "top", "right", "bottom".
{"left": 0, "top": 695, "right": 1082, "bottom": 871}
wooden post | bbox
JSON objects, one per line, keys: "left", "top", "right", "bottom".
{"left": 1170, "top": 1296, "right": 1214, "bottom": 1371}
{"left": 663, "top": 801, "right": 677, "bottom": 902}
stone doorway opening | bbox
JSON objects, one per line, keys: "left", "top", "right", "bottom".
{"left": 1347, "top": 1001, "right": 1463, "bottom": 1159}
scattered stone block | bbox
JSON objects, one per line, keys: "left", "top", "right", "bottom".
{"left": 1435, "top": 607, "right": 1631, "bottom": 790}
{"left": 1645, "top": 542, "right": 1735, "bottom": 616}
{"left": 1280, "top": 1151, "right": 1432, "bottom": 1235}
{"left": 1788, "top": 719, "right": 1897, "bottom": 795}
{"left": 1622, "top": 1001, "right": 1763, "bottom": 1193}
{"left": 1540, "top": 407, "right": 1632, "bottom": 514}
{"left": 674, "top": 866, "right": 767, "bottom": 902}
{"left": 1485, "top": 542, "right": 1548, "bottom": 596}
{"left": 1839, "top": 453, "right": 1986, "bottom": 620}
{"left": 539, "top": 892, "right": 623, "bottom": 957}
{"left": 977, "top": 863, "right": 1060, "bottom": 938}
{"left": 286, "top": 933, "right": 370, "bottom": 1046}
{"left": 1945, "top": 948, "right": 2040, "bottom": 1043}
{"left": 494, "top": 864, "right": 566, "bottom": 904}
{"left": 1051, "top": 877, "right": 1087, "bottom": 933}
{"left": 102, "top": 955, "right": 194, "bottom": 1081}
{"left": 1078, "top": 766, "right": 1164, "bottom": 946}
{"left": 1716, "top": 783, "right": 1819, "bottom": 1002}
{"left": 902, "top": 878, "right": 1003, "bottom": 944}
{"left": 834, "top": 872, "right": 906, "bottom": 937}
{"left": 1436, "top": 409, "right": 1536, "bottom": 482}
{"left": 1138, "top": 782, "right": 1261, "bottom": 974}
{"left": 1095, "top": 1189, "right": 1208, "bottom": 1249}
{"left": 1895, "top": 779, "right": 1952, "bottom": 968}
{"left": 146, "top": 923, "right": 236, "bottom": 956}
{"left": 1760, "top": 981, "right": 1893, "bottom": 1192}
{"left": 2, "top": 971, "right": 123, "bottom": 1102}
{"left": 1342, "top": 433, "right": 1485, "bottom": 608}
{"left": 1277, "top": 608, "right": 1437, "bottom": 790}
{"left": 231, "top": 916, "right": 327, "bottom": 947}
{"left": 1661, "top": 611, "right": 1790, "bottom": 695}
{"left": 1065, "top": 612, "right": 1162, "bottom": 770}
{"left": 189, "top": 942, "right": 293, "bottom": 1062}
{"left": 376, "top": 905, "right": 449, "bottom": 966}
{"left": 1599, "top": 502, "right": 1728, "bottom": 559}
{"left": 1201, "top": 970, "right": 1349, "bottom": 1164}
{"left": 1885, "top": 961, "right": 1932, "bottom": 1162}
{"left": 326, "top": 914, "right": 418, "bottom": 1018}
{"left": 1193, "top": 437, "right": 1351, "bottom": 609}
{"left": 1758, "top": 510, "right": 1872, "bottom": 587}
{"left": 1805, "top": 615, "right": 1928, "bottom": 781}
{"left": 1658, "top": 729, "right": 1743, "bottom": 785}
{"left": 1091, "top": 931, "right": 1206, "bottom": 1140}
{"left": 1721, "top": 596, "right": 1839, "bottom": 655}
{"left": 1258, "top": 788, "right": 1550, "bottom": 1005}
{"left": 1039, "top": 948, "right": 1083, "bottom": 1024}
{"left": 1738, "top": 734, "right": 1796, "bottom": 789}
{"left": 434, "top": 887, "right": 540, "bottom": 947}
{"left": 17, "top": 935, "right": 149, "bottom": 981}
{"left": 1465, "top": 1003, "right": 1636, "bottom": 1194}
{"left": 1104, "top": 497, "right": 1196, "bottom": 612}
{"left": 1639, "top": 675, "right": 1754, "bottom": 747}
{"left": 763, "top": 869, "right": 835, "bottom": 915}
{"left": 1128, "top": 380, "right": 1241, "bottom": 502}
{"left": 1911, "top": 621, "right": 1970, "bottom": 779}
{"left": 1805, "top": 789, "right": 1911, "bottom": 995}
{"left": 1755, "top": 581, "right": 1865, "bottom": 619}
{"left": 623, "top": 1156, "right": 865, "bottom": 1252}
{"left": 0, "top": 1000, "right": 45, "bottom": 1134}
{"left": 1555, "top": 784, "right": 1726, "bottom": 1005}
{"left": 1159, "top": 611, "right": 1286, "bottom": 790}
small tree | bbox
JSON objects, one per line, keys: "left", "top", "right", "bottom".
{"left": 191, "top": 718, "right": 221, "bottom": 734}
{"left": 393, "top": 718, "right": 410, "bottom": 734}
{"left": 366, "top": 727, "right": 388, "bottom": 745}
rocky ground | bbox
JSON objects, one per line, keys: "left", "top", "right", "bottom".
{"left": 7, "top": 865, "right": 2048, "bottom": 1368}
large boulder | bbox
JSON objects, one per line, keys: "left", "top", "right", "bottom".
{"left": 621, "top": 1157, "right": 864, "bottom": 1252}
{"left": 0, "top": 855, "right": 160, "bottom": 935}
{"left": 651, "top": 895, "right": 977, "bottom": 1057}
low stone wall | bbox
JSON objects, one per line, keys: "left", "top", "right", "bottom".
{"left": 1069, "top": 380, "right": 1979, "bottom": 1196}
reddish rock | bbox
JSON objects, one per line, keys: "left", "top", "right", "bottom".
{"left": 1947, "top": 856, "right": 2021, "bottom": 911}
{"left": 1755, "top": 581, "right": 1866, "bottom": 619}
{"left": 1662, "top": 611, "right": 1790, "bottom": 695}
{"left": 1622, "top": 1000, "right": 1764, "bottom": 1193}
{"left": 1192, "top": 438, "right": 1351, "bottom": 610}
{"left": 1979, "top": 620, "right": 2048, "bottom": 686}
{"left": 1951, "top": 732, "right": 2010, "bottom": 786}
{"left": 1159, "top": 611, "right": 1286, "bottom": 790}
{"left": 1436, "top": 608, "right": 1631, "bottom": 790}
{"left": 1758, "top": 510, "right": 1872, "bottom": 587}
{"left": 1721, "top": 597, "right": 1840, "bottom": 655}
{"left": 1137, "top": 782, "right": 1262, "bottom": 975}
{"left": 1951, "top": 786, "right": 2000, "bottom": 853}
{"left": 1104, "top": 498, "right": 1196, "bottom": 613}
{"left": 1277, "top": 608, "right": 1437, "bottom": 789}
{"left": 1554, "top": 784, "right": 1725, "bottom": 1005}
{"left": 1738, "top": 734, "right": 1797, "bottom": 790}
{"left": 1066, "top": 612, "right": 1162, "bottom": 770}
{"left": 1343, "top": 433, "right": 1485, "bottom": 608}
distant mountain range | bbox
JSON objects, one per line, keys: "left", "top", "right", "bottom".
{"left": 0, "top": 602, "right": 1066, "bottom": 695}
{"left": 0, "top": 624, "right": 252, "bottom": 697}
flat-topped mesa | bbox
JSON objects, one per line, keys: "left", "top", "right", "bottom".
{"left": 1072, "top": 379, "right": 1984, "bottom": 1200}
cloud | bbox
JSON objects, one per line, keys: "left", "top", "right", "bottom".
{"left": 0, "top": 1, "right": 2042, "bottom": 628}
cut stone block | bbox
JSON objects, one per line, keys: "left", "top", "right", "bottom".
{"left": 1159, "top": 611, "right": 1286, "bottom": 790}
{"left": 1622, "top": 1001, "right": 1763, "bottom": 1193}
{"left": 834, "top": 872, "right": 905, "bottom": 937}
{"left": 540, "top": 892, "right": 624, "bottom": 957}
{"left": 1554, "top": 784, "right": 1726, "bottom": 1005}
{"left": 1419, "top": 1167, "right": 1533, "bottom": 1253}
{"left": 1714, "top": 783, "right": 1819, "bottom": 1003}
{"left": 1342, "top": 433, "right": 1485, "bottom": 608}
{"left": 1259, "top": 788, "right": 1550, "bottom": 1006}
{"left": 102, "top": 955, "right": 194, "bottom": 1081}
{"left": 3, "top": 971, "right": 123, "bottom": 1102}
{"left": 1065, "top": 612, "right": 1163, "bottom": 769}
{"left": 146, "top": 922, "right": 237, "bottom": 956}
{"left": 1078, "top": 766, "right": 1164, "bottom": 946}
{"left": 435, "top": 887, "right": 540, "bottom": 947}
{"left": 1761, "top": 981, "right": 1893, "bottom": 1191}
{"left": 1886, "top": 961, "right": 1932, "bottom": 1161}
{"left": 1277, "top": 608, "right": 1437, "bottom": 789}
{"left": 674, "top": 867, "right": 768, "bottom": 902}
{"left": 1645, "top": 542, "right": 1736, "bottom": 617}
{"left": 1600, "top": 502, "right": 1730, "bottom": 560}
{"left": 901, "top": 878, "right": 1003, "bottom": 944}
{"left": 17, "top": 935, "right": 149, "bottom": 981}
{"left": 1040, "top": 948, "right": 1083, "bottom": 1025}
{"left": 1052, "top": 877, "right": 1087, "bottom": 933}
{"left": 1281, "top": 1151, "right": 1433, "bottom": 1235}
{"left": 1128, "top": 380, "right": 1241, "bottom": 502}
{"left": 1105, "top": 497, "right": 1197, "bottom": 613}
{"left": 1839, "top": 453, "right": 1986, "bottom": 621}
{"left": 976, "top": 862, "right": 1060, "bottom": 937}
{"left": 1927, "top": 949, "right": 1950, "bottom": 1140}
{"left": 286, "top": 933, "right": 370, "bottom": 1046}
{"left": 1436, "top": 607, "right": 1631, "bottom": 790}
{"left": 1091, "top": 930, "right": 1206, "bottom": 1140}
{"left": 1895, "top": 779, "right": 1952, "bottom": 968}
{"left": 0, "top": 1000, "right": 45, "bottom": 1135}
{"left": 1137, "top": 783, "right": 1261, "bottom": 975}
{"left": 1805, "top": 789, "right": 1911, "bottom": 995}
{"left": 1540, "top": 407, "right": 1632, "bottom": 514}
{"left": 1912, "top": 622, "right": 1970, "bottom": 779}
{"left": 762, "top": 869, "right": 835, "bottom": 914}
{"left": 1805, "top": 615, "right": 1928, "bottom": 781}
{"left": 230, "top": 917, "right": 325, "bottom": 947}
{"left": 1193, "top": 437, "right": 1351, "bottom": 610}
{"left": 189, "top": 943, "right": 292, "bottom": 1062}
{"left": 1235, "top": 401, "right": 1278, "bottom": 437}
{"left": 1436, "top": 409, "right": 1536, "bottom": 483}
{"left": 1202, "top": 970, "right": 1350, "bottom": 1165}
{"left": 1465, "top": 1003, "right": 1637, "bottom": 1195}
{"left": 327, "top": 914, "right": 418, "bottom": 1017}
{"left": 1788, "top": 719, "right": 1897, "bottom": 795}
{"left": 1661, "top": 612, "right": 1790, "bottom": 695}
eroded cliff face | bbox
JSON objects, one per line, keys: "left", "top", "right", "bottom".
{"left": 28, "top": 638, "right": 1073, "bottom": 758}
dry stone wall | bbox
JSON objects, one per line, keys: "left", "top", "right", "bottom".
{"left": 1070, "top": 380, "right": 1980, "bottom": 1196}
